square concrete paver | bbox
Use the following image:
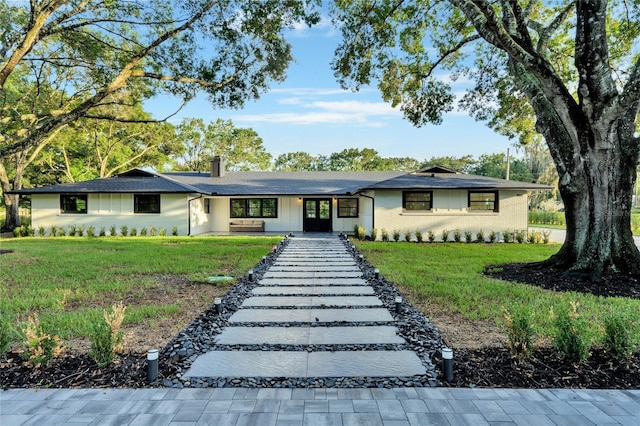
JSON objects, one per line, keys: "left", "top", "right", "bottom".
{"left": 228, "top": 308, "right": 394, "bottom": 323}
{"left": 257, "top": 278, "right": 369, "bottom": 286}
{"left": 215, "top": 326, "right": 405, "bottom": 345}
{"left": 184, "top": 351, "right": 425, "bottom": 378}
{"left": 241, "top": 296, "right": 382, "bottom": 307}
{"left": 251, "top": 286, "right": 375, "bottom": 296}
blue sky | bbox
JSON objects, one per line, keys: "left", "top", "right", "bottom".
{"left": 147, "top": 16, "right": 517, "bottom": 162}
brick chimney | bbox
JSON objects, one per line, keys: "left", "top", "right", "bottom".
{"left": 210, "top": 156, "right": 225, "bottom": 177}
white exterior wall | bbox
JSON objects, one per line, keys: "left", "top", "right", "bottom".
{"left": 197, "top": 196, "right": 365, "bottom": 234}
{"left": 31, "top": 193, "right": 190, "bottom": 235}
{"left": 373, "top": 189, "right": 528, "bottom": 241}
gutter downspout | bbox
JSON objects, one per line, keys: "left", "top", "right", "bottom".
{"left": 355, "top": 192, "right": 375, "bottom": 230}
{"left": 187, "top": 194, "right": 204, "bottom": 236}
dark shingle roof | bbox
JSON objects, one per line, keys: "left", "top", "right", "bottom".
{"left": 163, "top": 171, "right": 406, "bottom": 195}
{"left": 12, "top": 168, "right": 551, "bottom": 195}
{"left": 360, "top": 172, "right": 552, "bottom": 191}
{"left": 12, "top": 170, "right": 201, "bottom": 194}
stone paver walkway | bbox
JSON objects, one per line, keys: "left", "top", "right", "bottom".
{"left": 2, "top": 387, "right": 638, "bottom": 425}
{"left": 185, "top": 237, "right": 427, "bottom": 379}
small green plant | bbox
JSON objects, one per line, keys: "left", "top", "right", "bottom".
{"left": 353, "top": 224, "right": 359, "bottom": 236}
{"left": 503, "top": 229, "right": 513, "bottom": 243}
{"left": 550, "top": 302, "right": 591, "bottom": 363}
{"left": 381, "top": 229, "right": 389, "bottom": 242}
{"left": 404, "top": 230, "right": 412, "bottom": 242}
{"left": 110, "top": 225, "right": 117, "bottom": 236}
{"left": 427, "top": 230, "right": 436, "bottom": 243}
{"left": 503, "top": 304, "right": 535, "bottom": 360}
{"left": 68, "top": 225, "right": 76, "bottom": 236}
{"left": 464, "top": 231, "right": 473, "bottom": 243}
{"left": 171, "top": 226, "right": 179, "bottom": 236}
{"left": 37, "top": 226, "right": 46, "bottom": 237}
{"left": 57, "top": 227, "right": 66, "bottom": 237}
{"left": 515, "top": 230, "right": 526, "bottom": 243}
{"left": 149, "top": 226, "right": 156, "bottom": 237}
{"left": 415, "top": 229, "right": 423, "bottom": 243}
{"left": 357, "top": 226, "right": 366, "bottom": 241}
{"left": 159, "top": 227, "right": 167, "bottom": 236}
{"left": 476, "top": 229, "right": 485, "bottom": 243}
{"left": 453, "top": 229, "right": 461, "bottom": 242}
{"left": 488, "top": 231, "right": 497, "bottom": 243}
{"left": 13, "top": 226, "right": 24, "bottom": 238}
{"left": 528, "top": 230, "right": 541, "bottom": 244}
{"left": 76, "top": 225, "right": 85, "bottom": 237}
{"left": 602, "top": 311, "right": 636, "bottom": 360}
{"left": 392, "top": 229, "right": 400, "bottom": 242}
{"left": 26, "top": 225, "right": 34, "bottom": 237}
{"left": 50, "top": 225, "right": 57, "bottom": 237}
{"left": 542, "top": 230, "right": 551, "bottom": 244}
{"left": 120, "top": 225, "right": 128, "bottom": 236}
{"left": 130, "top": 227, "right": 137, "bottom": 236}
{"left": 89, "top": 302, "right": 127, "bottom": 367}
{"left": 139, "top": 227, "right": 147, "bottom": 236}
{"left": 441, "top": 229, "right": 450, "bottom": 243}
{"left": 87, "top": 226, "right": 96, "bottom": 237}
{"left": 99, "top": 227, "right": 106, "bottom": 237}
{"left": 370, "top": 228, "right": 377, "bottom": 241}
{"left": 21, "top": 314, "right": 64, "bottom": 368}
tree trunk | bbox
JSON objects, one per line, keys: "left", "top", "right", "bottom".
{"left": 544, "top": 119, "right": 640, "bottom": 279}
{"left": 0, "top": 159, "right": 22, "bottom": 231}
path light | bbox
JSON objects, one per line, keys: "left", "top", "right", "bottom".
{"left": 214, "top": 297, "right": 222, "bottom": 315}
{"left": 272, "top": 245, "right": 277, "bottom": 253}
{"left": 262, "top": 256, "right": 267, "bottom": 264}
{"left": 442, "top": 348, "right": 454, "bottom": 383}
{"left": 374, "top": 268, "right": 380, "bottom": 279}
{"left": 395, "top": 296, "right": 402, "bottom": 314}
{"left": 358, "top": 254, "right": 364, "bottom": 262}
{"left": 147, "top": 349, "right": 159, "bottom": 384}
{"left": 248, "top": 269, "right": 254, "bottom": 282}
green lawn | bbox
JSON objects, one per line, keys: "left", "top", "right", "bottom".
{"left": 355, "top": 241, "right": 640, "bottom": 344}
{"left": 0, "top": 236, "right": 281, "bottom": 344}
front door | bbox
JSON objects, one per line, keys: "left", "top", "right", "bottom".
{"left": 303, "top": 198, "right": 332, "bottom": 232}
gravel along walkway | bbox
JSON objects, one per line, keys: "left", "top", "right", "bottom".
{"left": 169, "top": 235, "right": 445, "bottom": 388}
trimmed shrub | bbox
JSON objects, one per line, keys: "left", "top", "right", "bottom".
{"left": 120, "top": 225, "right": 128, "bottom": 237}
{"left": 87, "top": 226, "right": 96, "bottom": 237}
{"left": 89, "top": 302, "right": 126, "bottom": 367}
{"left": 110, "top": 225, "right": 117, "bottom": 237}
{"left": 37, "top": 226, "right": 46, "bottom": 237}
{"left": 488, "top": 231, "right": 497, "bottom": 243}
{"left": 476, "top": 229, "right": 485, "bottom": 243}
{"left": 139, "top": 227, "right": 147, "bottom": 236}
{"left": 171, "top": 226, "right": 179, "bottom": 236}
{"left": 356, "top": 226, "right": 366, "bottom": 241}
{"left": 503, "top": 304, "right": 535, "bottom": 360}
{"left": 415, "top": 229, "right": 423, "bottom": 243}
{"left": 441, "top": 229, "right": 450, "bottom": 243}
{"left": 130, "top": 227, "right": 137, "bottom": 236}
{"left": 21, "top": 314, "right": 64, "bottom": 368}
{"left": 515, "top": 230, "right": 526, "bottom": 243}
{"left": 453, "top": 229, "right": 461, "bottom": 243}
{"left": 542, "top": 230, "right": 551, "bottom": 244}
{"left": 159, "top": 228, "right": 167, "bottom": 237}
{"left": 404, "top": 230, "right": 412, "bottom": 242}
{"left": 602, "top": 312, "right": 636, "bottom": 360}
{"left": 550, "top": 302, "right": 590, "bottom": 363}
{"left": 427, "top": 230, "right": 435, "bottom": 243}
{"left": 392, "top": 229, "right": 400, "bottom": 242}
{"left": 99, "top": 227, "right": 106, "bottom": 237}
{"left": 503, "top": 229, "right": 513, "bottom": 243}
{"left": 381, "top": 229, "right": 389, "bottom": 242}
{"left": 464, "top": 231, "right": 473, "bottom": 243}
{"left": 369, "top": 228, "right": 377, "bottom": 241}
{"left": 50, "top": 226, "right": 57, "bottom": 237}
{"left": 149, "top": 226, "right": 156, "bottom": 237}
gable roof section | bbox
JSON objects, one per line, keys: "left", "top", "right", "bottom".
{"left": 12, "top": 171, "right": 202, "bottom": 194}
{"left": 164, "top": 171, "right": 406, "bottom": 196}
{"left": 359, "top": 172, "right": 553, "bottom": 191}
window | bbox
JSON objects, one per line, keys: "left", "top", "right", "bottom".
{"left": 204, "top": 198, "right": 210, "bottom": 214}
{"left": 403, "top": 191, "right": 433, "bottom": 211}
{"left": 60, "top": 194, "right": 87, "bottom": 214}
{"left": 134, "top": 194, "right": 160, "bottom": 213}
{"left": 230, "top": 198, "right": 277, "bottom": 218}
{"left": 468, "top": 191, "right": 499, "bottom": 212}
{"left": 337, "top": 198, "right": 359, "bottom": 217}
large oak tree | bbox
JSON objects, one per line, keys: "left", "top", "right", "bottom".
{"left": 0, "top": 0, "right": 318, "bottom": 229}
{"left": 332, "top": 0, "right": 640, "bottom": 278}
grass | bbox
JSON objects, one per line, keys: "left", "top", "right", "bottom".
{"left": 355, "top": 241, "right": 640, "bottom": 345}
{"left": 0, "top": 236, "right": 281, "bottom": 345}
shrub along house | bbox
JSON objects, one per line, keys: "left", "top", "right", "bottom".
{"left": 13, "top": 157, "right": 550, "bottom": 238}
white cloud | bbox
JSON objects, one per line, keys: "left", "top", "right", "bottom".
{"left": 290, "top": 14, "right": 337, "bottom": 38}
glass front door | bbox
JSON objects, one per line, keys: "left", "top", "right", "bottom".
{"left": 303, "top": 198, "right": 332, "bottom": 232}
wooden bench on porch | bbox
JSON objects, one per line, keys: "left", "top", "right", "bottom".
{"left": 229, "top": 219, "right": 265, "bottom": 232}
